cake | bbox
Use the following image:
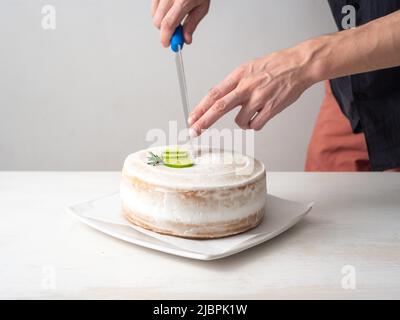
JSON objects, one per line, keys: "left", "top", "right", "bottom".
{"left": 120, "top": 146, "right": 266, "bottom": 239}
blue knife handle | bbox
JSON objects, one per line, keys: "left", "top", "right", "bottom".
{"left": 170, "top": 25, "right": 184, "bottom": 52}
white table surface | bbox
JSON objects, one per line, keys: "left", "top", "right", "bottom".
{"left": 1, "top": 172, "right": 399, "bottom": 299}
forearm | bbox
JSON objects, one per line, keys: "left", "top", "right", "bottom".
{"left": 188, "top": 11, "right": 400, "bottom": 133}
{"left": 302, "top": 10, "right": 400, "bottom": 83}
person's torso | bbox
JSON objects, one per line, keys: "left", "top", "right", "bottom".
{"left": 327, "top": 0, "right": 400, "bottom": 170}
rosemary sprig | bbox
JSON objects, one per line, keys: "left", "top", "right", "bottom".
{"left": 147, "top": 152, "right": 163, "bottom": 166}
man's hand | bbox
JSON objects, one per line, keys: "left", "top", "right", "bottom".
{"left": 151, "top": 0, "right": 210, "bottom": 47}
{"left": 188, "top": 9, "right": 400, "bottom": 136}
{"left": 188, "top": 45, "right": 317, "bottom": 135}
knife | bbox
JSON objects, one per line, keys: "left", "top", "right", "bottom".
{"left": 170, "top": 25, "right": 190, "bottom": 132}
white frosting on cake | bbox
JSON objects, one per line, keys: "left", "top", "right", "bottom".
{"left": 120, "top": 175, "right": 266, "bottom": 224}
{"left": 121, "top": 145, "right": 267, "bottom": 238}
{"left": 123, "top": 145, "right": 265, "bottom": 190}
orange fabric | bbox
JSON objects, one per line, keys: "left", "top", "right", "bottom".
{"left": 305, "top": 81, "right": 372, "bottom": 172}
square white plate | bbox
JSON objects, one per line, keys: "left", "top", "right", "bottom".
{"left": 68, "top": 193, "right": 312, "bottom": 260}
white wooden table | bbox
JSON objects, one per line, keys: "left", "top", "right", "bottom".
{"left": 1, "top": 172, "right": 399, "bottom": 299}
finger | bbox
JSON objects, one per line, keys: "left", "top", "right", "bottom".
{"left": 249, "top": 104, "right": 278, "bottom": 131}
{"left": 235, "top": 105, "right": 261, "bottom": 129}
{"left": 190, "top": 89, "right": 242, "bottom": 136}
{"left": 160, "top": 2, "right": 191, "bottom": 47}
{"left": 153, "top": 0, "right": 173, "bottom": 29}
{"left": 188, "top": 67, "right": 243, "bottom": 125}
{"left": 182, "top": 3, "right": 209, "bottom": 44}
{"left": 151, "top": 0, "right": 160, "bottom": 17}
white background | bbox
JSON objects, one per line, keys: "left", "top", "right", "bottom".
{"left": 0, "top": 0, "right": 337, "bottom": 170}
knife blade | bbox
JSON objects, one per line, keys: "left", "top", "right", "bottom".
{"left": 175, "top": 46, "right": 190, "bottom": 130}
